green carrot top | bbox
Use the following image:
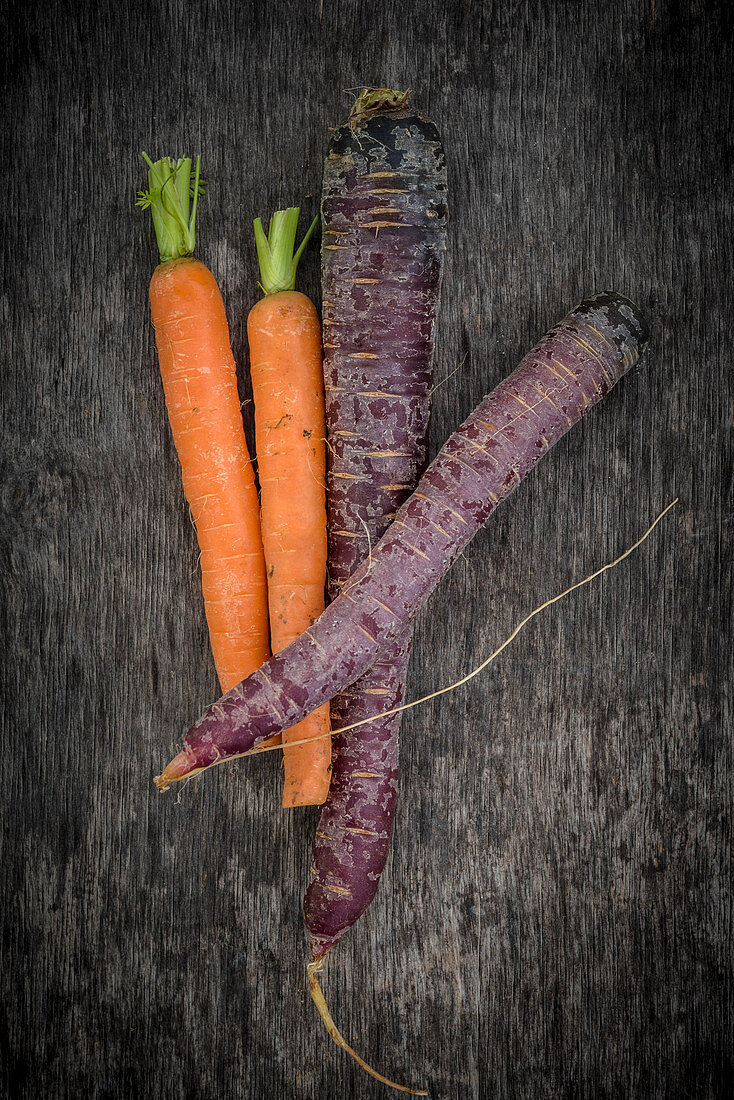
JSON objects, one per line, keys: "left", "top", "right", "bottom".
{"left": 253, "top": 208, "right": 318, "bottom": 296}
{"left": 136, "top": 153, "right": 204, "bottom": 263}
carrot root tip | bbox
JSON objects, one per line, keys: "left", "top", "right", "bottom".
{"left": 153, "top": 748, "right": 195, "bottom": 791}
{"left": 306, "top": 957, "right": 428, "bottom": 1095}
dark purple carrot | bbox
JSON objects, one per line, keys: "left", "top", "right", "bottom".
{"left": 305, "top": 87, "right": 447, "bottom": 963}
{"left": 320, "top": 87, "right": 445, "bottom": 587}
{"left": 154, "top": 291, "right": 649, "bottom": 789}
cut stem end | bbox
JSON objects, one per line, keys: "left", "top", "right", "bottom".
{"left": 137, "top": 153, "right": 205, "bottom": 263}
{"left": 348, "top": 87, "right": 411, "bottom": 128}
{"left": 253, "top": 207, "right": 318, "bottom": 296}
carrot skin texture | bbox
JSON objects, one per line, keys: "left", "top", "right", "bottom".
{"left": 320, "top": 107, "right": 447, "bottom": 584}
{"left": 248, "top": 289, "right": 331, "bottom": 806}
{"left": 156, "top": 293, "right": 649, "bottom": 786}
{"left": 304, "top": 103, "right": 447, "bottom": 955}
{"left": 149, "top": 258, "right": 270, "bottom": 691}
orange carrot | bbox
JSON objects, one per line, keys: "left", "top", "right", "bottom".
{"left": 138, "top": 154, "right": 270, "bottom": 692}
{"left": 248, "top": 208, "right": 331, "bottom": 807}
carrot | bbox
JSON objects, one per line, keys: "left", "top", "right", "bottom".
{"left": 247, "top": 208, "right": 331, "bottom": 807}
{"left": 137, "top": 154, "right": 270, "bottom": 693}
{"left": 306, "top": 86, "right": 447, "bottom": 958}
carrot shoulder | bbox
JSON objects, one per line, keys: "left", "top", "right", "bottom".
{"left": 138, "top": 155, "right": 270, "bottom": 692}
{"left": 248, "top": 208, "right": 331, "bottom": 807}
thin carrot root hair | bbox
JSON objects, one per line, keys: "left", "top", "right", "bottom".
{"left": 242, "top": 498, "right": 678, "bottom": 758}
{"left": 429, "top": 352, "right": 469, "bottom": 397}
{"left": 307, "top": 958, "right": 428, "bottom": 1095}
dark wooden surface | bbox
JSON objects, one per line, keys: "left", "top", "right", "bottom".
{"left": 1, "top": 1, "right": 731, "bottom": 1096}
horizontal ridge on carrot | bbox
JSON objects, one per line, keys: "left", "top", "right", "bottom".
{"left": 137, "top": 154, "right": 270, "bottom": 693}
{"left": 154, "top": 291, "right": 649, "bottom": 789}
{"left": 247, "top": 207, "right": 332, "bottom": 807}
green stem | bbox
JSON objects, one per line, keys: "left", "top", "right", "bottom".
{"left": 136, "top": 153, "right": 205, "bottom": 263}
{"left": 348, "top": 87, "right": 410, "bottom": 127}
{"left": 253, "top": 207, "right": 318, "bottom": 296}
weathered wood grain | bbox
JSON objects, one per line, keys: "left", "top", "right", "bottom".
{"left": 1, "top": 0, "right": 731, "bottom": 1097}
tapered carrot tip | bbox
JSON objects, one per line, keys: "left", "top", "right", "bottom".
{"left": 153, "top": 749, "right": 195, "bottom": 791}
{"left": 307, "top": 959, "right": 428, "bottom": 1094}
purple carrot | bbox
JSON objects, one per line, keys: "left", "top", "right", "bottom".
{"left": 305, "top": 88, "right": 447, "bottom": 960}
{"left": 154, "top": 291, "right": 649, "bottom": 792}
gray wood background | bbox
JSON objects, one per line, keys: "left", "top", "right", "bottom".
{"left": 1, "top": 1, "right": 731, "bottom": 1096}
